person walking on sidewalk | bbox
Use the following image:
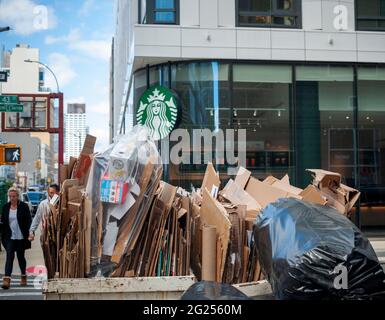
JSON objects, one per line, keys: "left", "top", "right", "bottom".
{"left": 0, "top": 187, "right": 32, "bottom": 289}
{"left": 28, "top": 184, "right": 60, "bottom": 242}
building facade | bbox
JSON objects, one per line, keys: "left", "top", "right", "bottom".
{"left": 112, "top": 0, "right": 385, "bottom": 226}
{"left": 0, "top": 44, "right": 56, "bottom": 186}
{"left": 64, "top": 103, "right": 88, "bottom": 163}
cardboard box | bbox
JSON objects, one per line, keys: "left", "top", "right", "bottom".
{"left": 100, "top": 179, "right": 129, "bottom": 204}
{"left": 72, "top": 135, "right": 96, "bottom": 186}
{"left": 300, "top": 185, "right": 327, "bottom": 206}
{"left": 245, "top": 177, "right": 301, "bottom": 209}
{"left": 269, "top": 174, "right": 303, "bottom": 196}
{"left": 68, "top": 157, "right": 77, "bottom": 179}
{"left": 201, "top": 162, "right": 220, "bottom": 198}
{"left": 200, "top": 188, "right": 231, "bottom": 282}
{"left": 108, "top": 157, "right": 128, "bottom": 182}
{"left": 59, "top": 165, "right": 68, "bottom": 185}
{"left": 307, "top": 169, "right": 360, "bottom": 215}
{"left": 221, "top": 179, "right": 262, "bottom": 213}
{"left": 81, "top": 134, "right": 97, "bottom": 155}
{"left": 234, "top": 167, "right": 251, "bottom": 189}
{"left": 306, "top": 169, "right": 341, "bottom": 190}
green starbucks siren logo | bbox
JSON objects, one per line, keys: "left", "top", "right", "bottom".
{"left": 136, "top": 86, "right": 178, "bottom": 140}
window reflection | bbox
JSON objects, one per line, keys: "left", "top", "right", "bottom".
{"left": 6, "top": 112, "right": 17, "bottom": 128}
{"left": 130, "top": 62, "right": 385, "bottom": 226}
{"left": 233, "top": 64, "right": 293, "bottom": 180}
{"left": 296, "top": 66, "right": 355, "bottom": 187}
{"left": 20, "top": 101, "right": 33, "bottom": 128}
{"left": 35, "top": 101, "right": 47, "bottom": 128}
{"left": 358, "top": 66, "right": 385, "bottom": 211}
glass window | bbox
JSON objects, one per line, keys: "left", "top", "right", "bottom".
{"left": 18, "top": 97, "right": 34, "bottom": 129}
{"left": 34, "top": 99, "right": 47, "bottom": 128}
{"left": 356, "top": 0, "right": 385, "bottom": 31}
{"left": 143, "top": 0, "right": 179, "bottom": 24}
{"left": 237, "top": 0, "right": 301, "bottom": 28}
{"left": 357, "top": 66, "right": 385, "bottom": 210}
{"left": 5, "top": 112, "right": 17, "bottom": 128}
{"left": 295, "top": 65, "right": 355, "bottom": 188}
{"left": 170, "top": 62, "right": 231, "bottom": 189}
{"left": 233, "top": 64, "right": 293, "bottom": 180}
{"left": 133, "top": 69, "right": 147, "bottom": 110}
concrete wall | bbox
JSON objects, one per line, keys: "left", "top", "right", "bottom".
{"left": 1, "top": 46, "right": 40, "bottom": 94}
{"left": 112, "top": 0, "right": 385, "bottom": 134}
{"left": 130, "top": 0, "right": 385, "bottom": 69}
{"left": 112, "top": 0, "right": 138, "bottom": 136}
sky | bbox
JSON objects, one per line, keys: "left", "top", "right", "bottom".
{"left": 0, "top": 0, "right": 115, "bottom": 152}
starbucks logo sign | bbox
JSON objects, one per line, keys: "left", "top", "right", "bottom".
{"left": 136, "top": 86, "right": 178, "bottom": 140}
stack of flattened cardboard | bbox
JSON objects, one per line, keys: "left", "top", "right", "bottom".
{"left": 81, "top": 132, "right": 193, "bottom": 278}
{"left": 41, "top": 194, "right": 59, "bottom": 279}
{"left": 51, "top": 131, "right": 359, "bottom": 283}
{"left": 190, "top": 163, "right": 263, "bottom": 284}
{"left": 189, "top": 163, "right": 360, "bottom": 285}
{"left": 109, "top": 183, "right": 192, "bottom": 277}
{"left": 45, "top": 135, "right": 96, "bottom": 278}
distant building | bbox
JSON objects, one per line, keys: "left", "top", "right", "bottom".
{"left": 0, "top": 44, "right": 56, "bottom": 185}
{"left": 64, "top": 103, "right": 88, "bottom": 163}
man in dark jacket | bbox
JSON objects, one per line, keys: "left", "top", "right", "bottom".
{"left": 0, "top": 187, "right": 32, "bottom": 289}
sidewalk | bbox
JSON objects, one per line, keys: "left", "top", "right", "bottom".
{"left": 0, "top": 228, "right": 45, "bottom": 275}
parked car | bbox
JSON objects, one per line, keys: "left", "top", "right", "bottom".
{"left": 28, "top": 185, "right": 42, "bottom": 192}
{"left": 26, "top": 191, "right": 47, "bottom": 217}
{"left": 22, "top": 193, "right": 34, "bottom": 216}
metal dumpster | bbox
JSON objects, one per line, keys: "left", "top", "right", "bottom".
{"left": 43, "top": 276, "right": 196, "bottom": 300}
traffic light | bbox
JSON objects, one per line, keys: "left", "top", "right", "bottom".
{"left": 0, "top": 144, "right": 22, "bottom": 165}
{"left": 35, "top": 159, "right": 41, "bottom": 169}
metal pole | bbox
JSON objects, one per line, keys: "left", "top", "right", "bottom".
{"left": 0, "top": 27, "right": 11, "bottom": 33}
{"left": 58, "top": 93, "right": 64, "bottom": 181}
{"left": 353, "top": 66, "right": 361, "bottom": 229}
{"left": 24, "top": 59, "right": 60, "bottom": 93}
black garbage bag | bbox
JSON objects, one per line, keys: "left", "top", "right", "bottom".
{"left": 181, "top": 281, "right": 251, "bottom": 300}
{"left": 253, "top": 198, "right": 385, "bottom": 300}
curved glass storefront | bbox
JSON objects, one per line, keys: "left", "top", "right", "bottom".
{"left": 129, "top": 60, "right": 385, "bottom": 226}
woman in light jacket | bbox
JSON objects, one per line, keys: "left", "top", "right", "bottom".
{"left": 0, "top": 187, "right": 32, "bottom": 289}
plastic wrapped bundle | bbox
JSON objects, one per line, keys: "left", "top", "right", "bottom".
{"left": 253, "top": 198, "right": 385, "bottom": 300}
{"left": 86, "top": 125, "right": 163, "bottom": 277}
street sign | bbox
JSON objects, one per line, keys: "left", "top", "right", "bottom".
{"left": 0, "top": 103, "right": 24, "bottom": 112}
{"left": 0, "top": 95, "right": 18, "bottom": 104}
{"left": 4, "top": 147, "right": 21, "bottom": 163}
{"left": 0, "top": 71, "right": 7, "bottom": 82}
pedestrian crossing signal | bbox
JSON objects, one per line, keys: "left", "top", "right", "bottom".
{"left": 5, "top": 147, "right": 21, "bottom": 162}
{"left": 0, "top": 145, "right": 22, "bottom": 165}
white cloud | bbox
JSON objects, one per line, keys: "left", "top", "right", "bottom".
{"left": 69, "top": 40, "right": 111, "bottom": 61}
{"left": 79, "top": 0, "right": 95, "bottom": 16}
{"left": 87, "top": 125, "right": 110, "bottom": 152}
{"left": 88, "top": 100, "right": 109, "bottom": 115}
{"left": 44, "top": 28, "right": 111, "bottom": 61}
{"left": 44, "top": 53, "right": 77, "bottom": 91}
{"left": 0, "top": 0, "right": 57, "bottom": 35}
{"left": 45, "top": 28, "right": 80, "bottom": 45}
